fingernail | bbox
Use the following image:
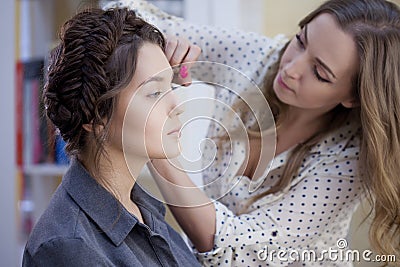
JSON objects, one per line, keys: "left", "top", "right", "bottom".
{"left": 179, "top": 65, "right": 188, "bottom": 79}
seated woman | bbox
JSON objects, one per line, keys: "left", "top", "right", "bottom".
{"left": 22, "top": 7, "right": 201, "bottom": 267}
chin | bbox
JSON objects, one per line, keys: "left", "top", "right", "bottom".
{"left": 150, "top": 152, "right": 179, "bottom": 160}
{"left": 162, "top": 148, "right": 181, "bottom": 159}
{"left": 149, "top": 144, "right": 181, "bottom": 160}
{"left": 163, "top": 139, "right": 182, "bottom": 159}
{"left": 272, "top": 82, "right": 291, "bottom": 105}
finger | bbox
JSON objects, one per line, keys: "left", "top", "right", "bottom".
{"left": 165, "top": 37, "right": 178, "bottom": 62}
{"left": 178, "top": 44, "right": 201, "bottom": 77}
{"left": 170, "top": 39, "right": 190, "bottom": 67}
{"left": 177, "top": 45, "right": 201, "bottom": 86}
{"left": 181, "top": 71, "right": 192, "bottom": 87}
{"left": 183, "top": 44, "right": 202, "bottom": 63}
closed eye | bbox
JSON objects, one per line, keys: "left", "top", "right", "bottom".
{"left": 313, "top": 66, "right": 331, "bottom": 83}
{"left": 295, "top": 34, "right": 305, "bottom": 49}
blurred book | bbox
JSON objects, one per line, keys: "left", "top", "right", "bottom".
{"left": 15, "top": 59, "right": 67, "bottom": 167}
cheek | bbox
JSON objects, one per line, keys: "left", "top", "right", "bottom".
{"left": 280, "top": 41, "right": 297, "bottom": 65}
{"left": 122, "top": 100, "right": 151, "bottom": 147}
{"left": 297, "top": 84, "right": 345, "bottom": 109}
{"left": 144, "top": 108, "right": 174, "bottom": 157}
{"left": 145, "top": 104, "right": 168, "bottom": 138}
{"left": 107, "top": 107, "right": 128, "bottom": 148}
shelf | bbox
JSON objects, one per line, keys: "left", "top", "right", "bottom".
{"left": 23, "top": 164, "right": 68, "bottom": 177}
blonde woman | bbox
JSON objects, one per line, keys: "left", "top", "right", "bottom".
{"left": 105, "top": 0, "right": 400, "bottom": 266}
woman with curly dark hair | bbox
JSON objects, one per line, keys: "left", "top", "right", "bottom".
{"left": 22, "top": 7, "right": 201, "bottom": 266}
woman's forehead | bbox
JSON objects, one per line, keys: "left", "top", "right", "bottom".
{"left": 307, "top": 13, "right": 358, "bottom": 78}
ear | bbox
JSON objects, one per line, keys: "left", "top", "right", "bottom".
{"left": 82, "top": 122, "right": 104, "bottom": 133}
{"left": 341, "top": 97, "right": 360, "bottom": 108}
{"left": 82, "top": 123, "right": 93, "bottom": 132}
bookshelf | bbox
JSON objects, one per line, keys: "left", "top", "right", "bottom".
{"left": 11, "top": 1, "right": 98, "bottom": 265}
{"left": 24, "top": 164, "right": 68, "bottom": 177}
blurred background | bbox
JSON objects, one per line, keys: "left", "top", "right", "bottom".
{"left": 1, "top": 0, "right": 399, "bottom": 266}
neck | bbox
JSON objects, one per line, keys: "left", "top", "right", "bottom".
{"left": 274, "top": 105, "right": 333, "bottom": 150}
{"left": 283, "top": 105, "right": 332, "bottom": 129}
{"left": 82, "top": 146, "right": 148, "bottom": 205}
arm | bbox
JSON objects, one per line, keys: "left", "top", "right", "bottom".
{"left": 149, "top": 150, "right": 363, "bottom": 266}
{"left": 148, "top": 159, "right": 216, "bottom": 252}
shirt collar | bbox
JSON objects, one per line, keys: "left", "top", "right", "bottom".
{"left": 62, "top": 159, "right": 165, "bottom": 246}
{"left": 131, "top": 181, "right": 166, "bottom": 221}
{"left": 270, "top": 112, "right": 361, "bottom": 167}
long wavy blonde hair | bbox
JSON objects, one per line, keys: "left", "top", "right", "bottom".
{"left": 245, "top": 0, "right": 400, "bottom": 260}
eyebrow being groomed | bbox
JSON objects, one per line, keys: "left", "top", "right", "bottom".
{"left": 138, "top": 71, "right": 174, "bottom": 88}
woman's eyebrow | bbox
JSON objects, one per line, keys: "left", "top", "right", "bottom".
{"left": 139, "top": 71, "right": 174, "bottom": 87}
{"left": 304, "top": 24, "right": 337, "bottom": 79}
{"left": 139, "top": 76, "right": 164, "bottom": 87}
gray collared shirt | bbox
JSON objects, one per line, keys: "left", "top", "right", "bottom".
{"left": 23, "top": 159, "right": 200, "bottom": 267}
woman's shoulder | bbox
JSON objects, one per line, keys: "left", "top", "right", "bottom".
{"left": 24, "top": 185, "right": 85, "bottom": 256}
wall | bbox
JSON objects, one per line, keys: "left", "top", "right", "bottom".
{"left": 264, "top": 0, "right": 321, "bottom": 37}
{"left": 264, "top": 0, "right": 400, "bottom": 37}
{"left": 0, "top": 1, "right": 17, "bottom": 266}
{"left": 54, "top": 0, "right": 100, "bottom": 40}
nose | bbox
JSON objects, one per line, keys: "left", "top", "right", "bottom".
{"left": 167, "top": 90, "right": 185, "bottom": 117}
{"left": 283, "top": 54, "right": 305, "bottom": 80}
{"left": 169, "top": 104, "right": 184, "bottom": 117}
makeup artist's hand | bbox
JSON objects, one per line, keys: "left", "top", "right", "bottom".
{"left": 165, "top": 35, "right": 201, "bottom": 86}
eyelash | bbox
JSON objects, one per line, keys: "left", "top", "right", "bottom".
{"left": 295, "top": 33, "right": 305, "bottom": 48}
{"left": 148, "top": 85, "right": 178, "bottom": 98}
{"left": 313, "top": 67, "right": 330, "bottom": 83}
{"left": 295, "top": 33, "right": 331, "bottom": 83}
{"left": 148, "top": 91, "right": 163, "bottom": 98}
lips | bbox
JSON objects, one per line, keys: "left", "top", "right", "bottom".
{"left": 167, "top": 126, "right": 181, "bottom": 137}
{"left": 277, "top": 74, "right": 294, "bottom": 92}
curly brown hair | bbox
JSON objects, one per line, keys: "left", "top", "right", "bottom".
{"left": 44, "top": 7, "right": 165, "bottom": 167}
